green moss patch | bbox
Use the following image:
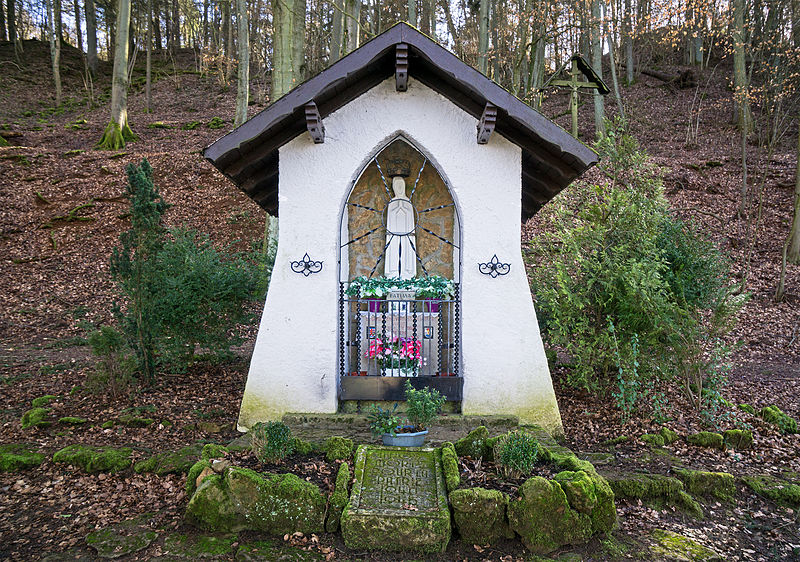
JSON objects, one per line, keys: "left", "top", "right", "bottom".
{"left": 674, "top": 469, "right": 735, "bottom": 502}
{"left": 650, "top": 529, "right": 722, "bottom": 561}
{"left": 687, "top": 431, "right": 724, "bottom": 449}
{"left": 324, "top": 436, "right": 353, "bottom": 462}
{"left": 85, "top": 516, "right": 157, "bottom": 558}
{"left": 185, "top": 459, "right": 212, "bottom": 495}
{"left": 117, "top": 414, "right": 155, "bottom": 428}
{"left": 723, "top": 429, "right": 753, "bottom": 450}
{"left": 742, "top": 474, "right": 800, "bottom": 507}
{"left": 760, "top": 406, "right": 798, "bottom": 434}
{"left": 0, "top": 444, "right": 45, "bottom": 472}
{"left": 21, "top": 407, "right": 52, "bottom": 429}
{"left": 134, "top": 444, "right": 203, "bottom": 475}
{"left": 236, "top": 539, "right": 324, "bottom": 561}
{"left": 440, "top": 442, "right": 460, "bottom": 492}
{"left": 58, "top": 416, "right": 87, "bottom": 425}
{"left": 32, "top": 394, "right": 58, "bottom": 407}
{"left": 186, "top": 467, "right": 326, "bottom": 535}
{"left": 201, "top": 443, "right": 228, "bottom": 460}
{"left": 738, "top": 403, "right": 756, "bottom": 415}
{"left": 641, "top": 427, "right": 678, "bottom": 447}
{"left": 449, "top": 487, "right": 513, "bottom": 545}
{"left": 52, "top": 444, "right": 133, "bottom": 473}
{"left": 163, "top": 533, "right": 237, "bottom": 558}
{"left": 602, "top": 471, "right": 703, "bottom": 518}
{"left": 325, "top": 461, "right": 351, "bottom": 533}
{"left": 454, "top": 426, "right": 490, "bottom": 459}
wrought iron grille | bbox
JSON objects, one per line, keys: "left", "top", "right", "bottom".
{"left": 338, "top": 284, "right": 460, "bottom": 379}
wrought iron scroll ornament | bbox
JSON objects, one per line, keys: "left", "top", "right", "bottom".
{"left": 290, "top": 253, "right": 323, "bottom": 276}
{"left": 478, "top": 254, "right": 511, "bottom": 278}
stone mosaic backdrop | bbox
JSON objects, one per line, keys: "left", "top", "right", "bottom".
{"left": 345, "top": 140, "right": 457, "bottom": 280}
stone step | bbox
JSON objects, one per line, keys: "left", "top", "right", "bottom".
{"left": 340, "top": 445, "right": 451, "bottom": 553}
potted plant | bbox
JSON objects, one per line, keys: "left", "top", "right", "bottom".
{"left": 346, "top": 276, "right": 407, "bottom": 312}
{"left": 368, "top": 381, "right": 446, "bottom": 447}
{"left": 365, "top": 337, "right": 421, "bottom": 376}
{"left": 413, "top": 275, "right": 455, "bottom": 312}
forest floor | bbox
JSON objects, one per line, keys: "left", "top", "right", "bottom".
{"left": 1, "top": 39, "right": 799, "bottom": 560}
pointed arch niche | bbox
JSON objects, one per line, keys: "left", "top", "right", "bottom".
{"left": 338, "top": 136, "right": 463, "bottom": 402}
{"left": 339, "top": 136, "right": 461, "bottom": 283}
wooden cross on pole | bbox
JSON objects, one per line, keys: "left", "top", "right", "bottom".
{"left": 542, "top": 55, "right": 610, "bottom": 139}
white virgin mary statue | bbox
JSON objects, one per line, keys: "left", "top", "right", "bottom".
{"left": 385, "top": 161, "right": 417, "bottom": 280}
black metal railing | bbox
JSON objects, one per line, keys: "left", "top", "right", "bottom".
{"left": 338, "top": 283, "right": 460, "bottom": 381}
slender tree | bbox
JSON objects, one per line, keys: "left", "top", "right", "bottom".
{"left": 146, "top": 0, "right": 152, "bottom": 111}
{"left": 74, "top": 0, "right": 83, "bottom": 51}
{"left": 624, "top": 0, "right": 634, "bottom": 83}
{"left": 343, "top": 0, "right": 359, "bottom": 52}
{"left": 272, "top": 0, "right": 305, "bottom": 99}
{"left": 732, "top": 0, "right": 751, "bottom": 132}
{"left": 408, "top": 0, "right": 416, "bottom": 26}
{"left": 85, "top": 0, "right": 98, "bottom": 75}
{"left": 1, "top": 0, "right": 7, "bottom": 41}
{"left": 98, "top": 0, "right": 135, "bottom": 149}
{"left": 45, "top": 0, "right": 63, "bottom": 106}
{"left": 775, "top": 121, "right": 800, "bottom": 300}
{"left": 591, "top": 0, "right": 605, "bottom": 137}
{"left": 478, "top": 0, "right": 489, "bottom": 74}
{"left": 235, "top": 0, "right": 250, "bottom": 126}
{"left": 330, "top": 0, "right": 344, "bottom": 62}
{"left": 8, "top": 0, "right": 21, "bottom": 58}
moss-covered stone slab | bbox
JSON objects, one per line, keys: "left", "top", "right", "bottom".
{"left": 449, "top": 487, "right": 513, "bottom": 545}
{"left": 760, "top": 406, "right": 798, "bottom": 434}
{"left": 53, "top": 444, "right": 133, "bottom": 473}
{"left": 650, "top": 529, "right": 722, "bottom": 561}
{"left": 325, "top": 461, "right": 351, "bottom": 533}
{"left": 21, "top": 407, "right": 52, "bottom": 429}
{"left": 134, "top": 444, "right": 203, "bottom": 475}
{"left": 0, "top": 444, "right": 45, "bottom": 472}
{"left": 341, "top": 445, "right": 451, "bottom": 553}
{"left": 85, "top": 517, "right": 157, "bottom": 559}
{"left": 185, "top": 467, "right": 326, "bottom": 535}
{"left": 742, "top": 474, "right": 800, "bottom": 507}
{"left": 687, "top": 432, "right": 724, "bottom": 449}
{"left": 722, "top": 429, "right": 753, "bottom": 450}
{"left": 674, "top": 469, "right": 735, "bottom": 502}
{"left": 454, "top": 426, "right": 490, "bottom": 459}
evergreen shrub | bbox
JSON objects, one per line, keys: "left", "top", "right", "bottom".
{"left": 251, "top": 421, "right": 294, "bottom": 463}
{"left": 498, "top": 431, "right": 539, "bottom": 477}
{"left": 528, "top": 123, "right": 744, "bottom": 418}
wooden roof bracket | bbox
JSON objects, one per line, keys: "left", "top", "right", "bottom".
{"left": 395, "top": 43, "right": 409, "bottom": 92}
{"left": 477, "top": 102, "right": 497, "bottom": 144}
{"left": 304, "top": 101, "right": 325, "bottom": 143}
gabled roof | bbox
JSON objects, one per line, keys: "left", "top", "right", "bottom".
{"left": 204, "top": 22, "right": 597, "bottom": 220}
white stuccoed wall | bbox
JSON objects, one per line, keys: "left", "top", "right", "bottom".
{"left": 238, "top": 77, "right": 563, "bottom": 434}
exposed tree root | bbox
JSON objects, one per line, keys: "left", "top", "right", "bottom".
{"left": 97, "top": 121, "right": 137, "bottom": 150}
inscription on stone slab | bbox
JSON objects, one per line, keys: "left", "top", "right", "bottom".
{"left": 356, "top": 448, "right": 438, "bottom": 511}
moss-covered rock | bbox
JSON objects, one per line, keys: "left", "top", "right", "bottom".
{"left": 641, "top": 433, "right": 665, "bottom": 447}
{"left": 52, "top": 444, "right": 133, "bottom": 473}
{"left": 118, "top": 415, "right": 155, "bottom": 428}
{"left": 32, "top": 395, "right": 58, "bottom": 408}
{"left": 186, "top": 467, "right": 326, "bottom": 534}
{"left": 722, "top": 429, "right": 753, "bottom": 450}
{"left": 324, "top": 436, "right": 353, "bottom": 462}
{"left": 292, "top": 437, "right": 313, "bottom": 456}
{"left": 440, "top": 442, "right": 460, "bottom": 492}
{"left": 760, "top": 405, "right": 798, "bottom": 434}
{"left": 454, "top": 426, "right": 490, "bottom": 459}
{"left": 325, "top": 461, "right": 350, "bottom": 533}
{"left": 675, "top": 490, "right": 705, "bottom": 519}
{"left": 738, "top": 403, "right": 756, "bottom": 415}
{"left": 226, "top": 433, "right": 252, "bottom": 453}
{"left": 134, "top": 444, "right": 203, "bottom": 475}
{"left": 101, "top": 421, "right": 115, "bottom": 429}
{"left": 201, "top": 443, "right": 228, "bottom": 460}
{"left": 604, "top": 470, "right": 703, "bottom": 518}
{"left": 235, "top": 539, "right": 324, "bottom": 561}
{"left": 186, "top": 459, "right": 212, "bottom": 495}
{"left": 687, "top": 431, "right": 724, "bottom": 449}
{"left": 163, "top": 533, "right": 238, "bottom": 558}
{"left": 59, "top": 417, "right": 88, "bottom": 425}
{"left": 85, "top": 517, "right": 157, "bottom": 559}
{"left": 21, "top": 407, "right": 52, "bottom": 429}
{"left": 659, "top": 427, "right": 679, "bottom": 445}
{"left": 449, "top": 488, "right": 513, "bottom": 545}
{"left": 742, "top": 474, "right": 800, "bottom": 507}
{"left": 674, "top": 469, "right": 735, "bottom": 502}
{"left": 650, "top": 529, "right": 722, "bottom": 561}
{"left": 0, "top": 444, "right": 45, "bottom": 472}
{"left": 553, "top": 470, "right": 616, "bottom": 533}
{"left": 508, "top": 476, "right": 592, "bottom": 554}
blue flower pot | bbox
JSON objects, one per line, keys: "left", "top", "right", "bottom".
{"left": 382, "top": 428, "right": 428, "bottom": 447}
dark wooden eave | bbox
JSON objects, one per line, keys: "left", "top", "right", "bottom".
{"left": 204, "top": 22, "right": 598, "bottom": 220}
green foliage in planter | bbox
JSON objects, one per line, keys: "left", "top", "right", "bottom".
{"left": 528, "top": 123, "right": 743, "bottom": 419}
{"left": 498, "top": 431, "right": 540, "bottom": 477}
{"left": 108, "top": 160, "right": 270, "bottom": 381}
{"left": 345, "top": 275, "right": 455, "bottom": 299}
{"left": 251, "top": 421, "right": 294, "bottom": 463}
{"left": 367, "top": 403, "right": 400, "bottom": 437}
{"left": 404, "top": 381, "right": 445, "bottom": 431}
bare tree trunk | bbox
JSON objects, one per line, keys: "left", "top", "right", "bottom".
{"left": 440, "top": 0, "right": 460, "bottom": 55}
{"left": 0, "top": 0, "right": 6, "bottom": 42}
{"left": 85, "top": 0, "right": 97, "bottom": 74}
{"left": 152, "top": 0, "right": 162, "bottom": 48}
{"left": 292, "top": 0, "right": 305, "bottom": 78}
{"left": 408, "top": 0, "right": 416, "bottom": 26}
{"left": 46, "top": 0, "right": 62, "bottom": 105}
{"left": 272, "top": 0, "right": 305, "bottom": 99}
{"left": 8, "top": 0, "right": 22, "bottom": 58}
{"left": 55, "top": 0, "right": 63, "bottom": 43}
{"left": 74, "top": 0, "right": 83, "bottom": 51}
{"left": 344, "top": 0, "right": 359, "bottom": 53}
{"left": 98, "top": 0, "right": 135, "bottom": 149}
{"left": 478, "top": 0, "right": 489, "bottom": 74}
{"left": 591, "top": 0, "right": 605, "bottom": 137}
{"left": 786, "top": 123, "right": 800, "bottom": 263}
{"left": 235, "top": 0, "right": 249, "bottom": 126}
{"left": 172, "top": 0, "right": 179, "bottom": 48}
{"left": 733, "top": 0, "right": 751, "bottom": 132}
{"left": 624, "top": 0, "right": 633, "bottom": 83}
{"left": 606, "top": 17, "right": 625, "bottom": 121}
{"left": 146, "top": 0, "right": 152, "bottom": 111}
{"left": 330, "top": 0, "right": 343, "bottom": 63}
